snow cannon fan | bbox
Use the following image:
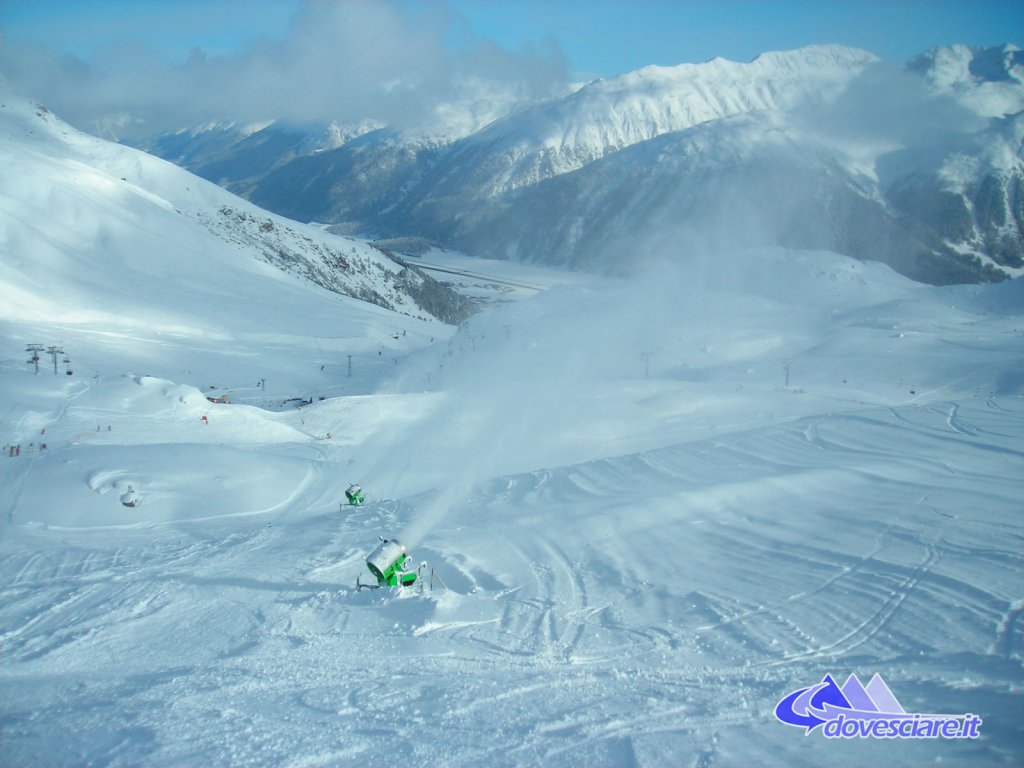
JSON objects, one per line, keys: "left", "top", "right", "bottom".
{"left": 345, "top": 484, "right": 365, "bottom": 506}
{"left": 358, "top": 537, "right": 419, "bottom": 589}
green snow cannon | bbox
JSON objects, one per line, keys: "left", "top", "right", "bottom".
{"left": 345, "top": 484, "right": 365, "bottom": 506}
{"left": 363, "top": 538, "right": 418, "bottom": 588}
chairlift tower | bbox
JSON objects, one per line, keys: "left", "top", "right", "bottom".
{"left": 25, "top": 344, "right": 43, "bottom": 375}
{"left": 46, "top": 346, "right": 65, "bottom": 375}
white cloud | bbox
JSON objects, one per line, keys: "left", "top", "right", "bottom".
{"left": 0, "top": 0, "right": 568, "bottom": 137}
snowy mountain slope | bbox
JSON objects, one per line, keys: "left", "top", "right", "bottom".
{"left": 407, "top": 108, "right": 1021, "bottom": 283}
{"left": 881, "top": 109, "right": 1024, "bottom": 277}
{"left": 132, "top": 70, "right": 563, "bottom": 200}
{"left": 1, "top": 228, "right": 1022, "bottom": 767}
{"left": 397, "top": 112, "right": 901, "bottom": 271}
{"left": 141, "top": 44, "right": 1023, "bottom": 285}
{"left": 0, "top": 91, "right": 471, "bottom": 326}
{"left": 239, "top": 45, "right": 876, "bottom": 231}
{"left": 370, "top": 44, "right": 1023, "bottom": 283}
{"left": 142, "top": 118, "right": 384, "bottom": 196}
{"left": 445, "top": 44, "right": 878, "bottom": 192}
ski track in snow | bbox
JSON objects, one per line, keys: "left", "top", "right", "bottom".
{"left": 2, "top": 393, "right": 1021, "bottom": 766}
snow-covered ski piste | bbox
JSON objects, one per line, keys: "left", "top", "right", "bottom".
{"left": 3, "top": 251, "right": 1021, "bottom": 766}
{"left": 1, "top": 92, "right": 1022, "bottom": 767}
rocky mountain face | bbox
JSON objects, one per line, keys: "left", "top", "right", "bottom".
{"left": 136, "top": 44, "right": 1024, "bottom": 285}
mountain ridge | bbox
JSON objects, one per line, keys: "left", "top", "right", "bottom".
{"left": 72, "top": 43, "right": 1024, "bottom": 283}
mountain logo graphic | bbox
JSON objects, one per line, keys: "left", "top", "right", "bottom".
{"left": 774, "top": 674, "right": 982, "bottom": 740}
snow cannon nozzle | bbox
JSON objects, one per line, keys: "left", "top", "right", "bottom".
{"left": 360, "top": 537, "right": 417, "bottom": 589}
{"left": 345, "top": 484, "right": 365, "bottom": 506}
{"left": 355, "top": 537, "right": 448, "bottom": 592}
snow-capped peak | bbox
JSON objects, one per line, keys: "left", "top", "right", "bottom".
{"left": 460, "top": 44, "right": 878, "bottom": 192}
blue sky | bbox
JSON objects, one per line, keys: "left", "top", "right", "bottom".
{"left": 447, "top": 0, "right": 1023, "bottom": 77}
{"left": 2, "top": 0, "right": 1021, "bottom": 79}
{"left": 0, "top": 0, "right": 1020, "bottom": 134}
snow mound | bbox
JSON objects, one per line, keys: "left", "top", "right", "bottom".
{"left": 22, "top": 444, "right": 316, "bottom": 528}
